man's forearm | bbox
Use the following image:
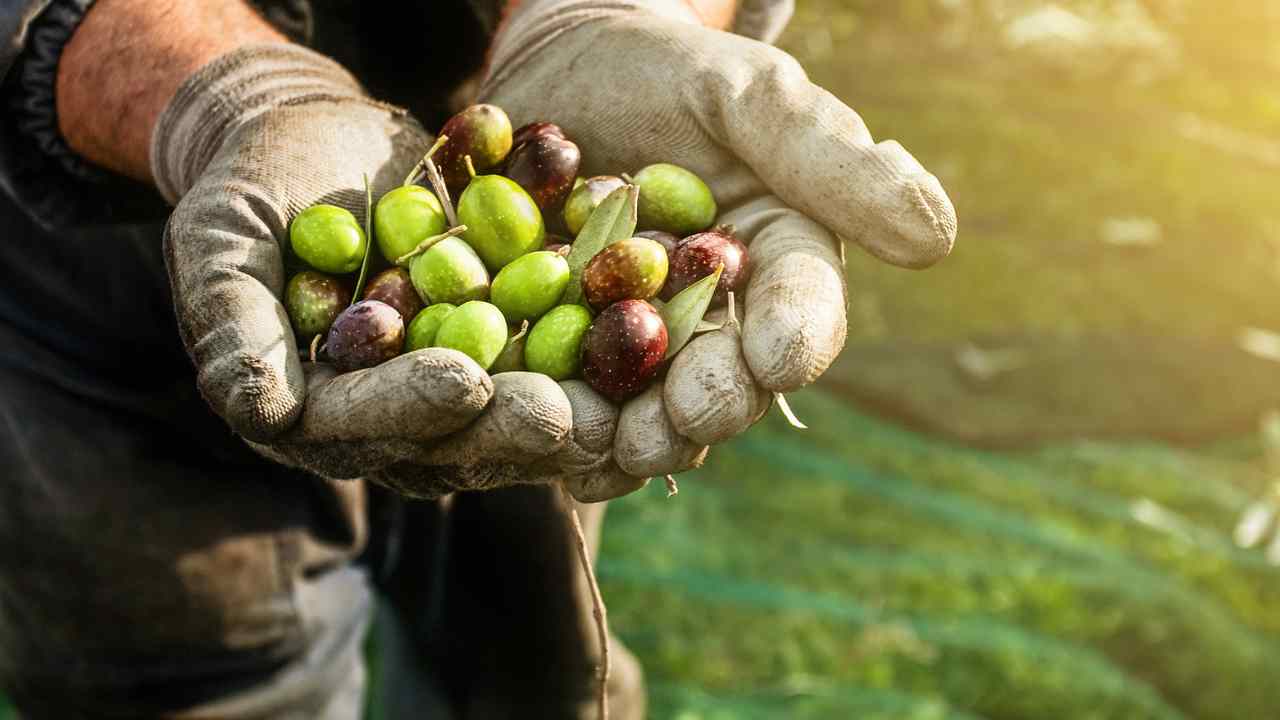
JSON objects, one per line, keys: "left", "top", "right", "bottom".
{"left": 56, "top": 0, "right": 285, "bottom": 183}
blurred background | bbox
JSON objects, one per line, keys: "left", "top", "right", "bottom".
{"left": 6, "top": 1, "right": 1279, "bottom": 718}
{"left": 598, "top": 1, "right": 1280, "bottom": 718}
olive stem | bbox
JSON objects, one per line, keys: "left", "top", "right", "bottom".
{"left": 403, "top": 134, "right": 449, "bottom": 187}
{"left": 665, "top": 474, "right": 679, "bottom": 498}
{"left": 510, "top": 319, "right": 530, "bottom": 343}
{"left": 309, "top": 334, "right": 321, "bottom": 364}
{"left": 394, "top": 225, "right": 469, "bottom": 265}
{"left": 724, "top": 290, "right": 740, "bottom": 334}
{"left": 774, "top": 393, "right": 808, "bottom": 430}
{"left": 424, "top": 157, "right": 458, "bottom": 227}
{"left": 559, "top": 482, "right": 610, "bottom": 720}
{"left": 464, "top": 154, "right": 477, "bottom": 180}
{"left": 351, "top": 174, "right": 375, "bottom": 303}
{"left": 620, "top": 172, "right": 634, "bottom": 184}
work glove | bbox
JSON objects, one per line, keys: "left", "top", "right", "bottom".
{"left": 478, "top": 0, "right": 958, "bottom": 481}
{"left": 157, "top": 44, "right": 628, "bottom": 500}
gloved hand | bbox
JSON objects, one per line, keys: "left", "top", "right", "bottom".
{"left": 478, "top": 0, "right": 958, "bottom": 482}
{"left": 157, "top": 43, "right": 612, "bottom": 499}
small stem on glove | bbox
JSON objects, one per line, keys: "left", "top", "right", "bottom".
{"left": 665, "top": 474, "right": 679, "bottom": 498}
{"left": 774, "top": 393, "right": 808, "bottom": 430}
{"left": 559, "top": 481, "right": 610, "bottom": 720}
{"left": 395, "top": 225, "right": 468, "bottom": 265}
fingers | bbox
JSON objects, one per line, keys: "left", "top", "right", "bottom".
{"left": 564, "top": 461, "right": 649, "bottom": 503}
{"left": 614, "top": 384, "right": 709, "bottom": 478}
{"left": 694, "top": 27, "right": 956, "bottom": 268}
{"left": 664, "top": 321, "right": 771, "bottom": 445}
{"left": 554, "top": 380, "right": 620, "bottom": 476}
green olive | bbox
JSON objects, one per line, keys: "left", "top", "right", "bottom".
{"left": 457, "top": 175, "right": 546, "bottom": 271}
{"left": 374, "top": 186, "right": 447, "bottom": 266}
{"left": 562, "top": 176, "right": 625, "bottom": 236}
{"left": 525, "top": 304, "right": 593, "bottom": 380}
{"left": 405, "top": 303, "right": 458, "bottom": 351}
{"left": 633, "top": 163, "right": 716, "bottom": 236}
{"left": 290, "top": 204, "right": 368, "bottom": 274}
{"left": 433, "top": 301, "right": 509, "bottom": 370}
{"left": 489, "top": 251, "right": 570, "bottom": 323}
{"left": 408, "top": 236, "right": 490, "bottom": 305}
{"left": 285, "top": 271, "right": 351, "bottom": 341}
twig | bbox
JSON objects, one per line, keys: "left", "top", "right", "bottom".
{"left": 394, "top": 225, "right": 468, "bottom": 265}
{"left": 665, "top": 474, "right": 679, "bottom": 498}
{"left": 404, "top": 135, "right": 450, "bottom": 187}
{"left": 309, "top": 335, "right": 321, "bottom": 363}
{"left": 424, "top": 156, "right": 458, "bottom": 228}
{"left": 559, "top": 482, "right": 609, "bottom": 720}
{"left": 774, "top": 392, "right": 808, "bottom": 430}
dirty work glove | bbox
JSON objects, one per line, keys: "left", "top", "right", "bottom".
{"left": 157, "top": 43, "right": 528, "bottom": 491}
{"left": 479, "top": 0, "right": 958, "bottom": 479}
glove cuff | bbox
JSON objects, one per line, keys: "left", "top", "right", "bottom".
{"left": 150, "top": 43, "right": 368, "bottom": 204}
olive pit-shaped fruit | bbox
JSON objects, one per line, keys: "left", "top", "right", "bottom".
{"left": 662, "top": 226, "right": 750, "bottom": 305}
{"left": 582, "top": 237, "right": 669, "bottom": 311}
{"left": 286, "top": 271, "right": 351, "bottom": 342}
{"left": 635, "top": 230, "right": 681, "bottom": 257}
{"left": 362, "top": 267, "right": 423, "bottom": 322}
{"left": 562, "top": 175, "right": 626, "bottom": 236}
{"left": 490, "top": 251, "right": 570, "bottom": 323}
{"left": 489, "top": 330, "right": 528, "bottom": 373}
{"left": 526, "top": 304, "right": 593, "bottom": 381}
{"left": 504, "top": 134, "right": 581, "bottom": 211}
{"left": 436, "top": 104, "right": 514, "bottom": 190}
{"left": 326, "top": 300, "right": 405, "bottom": 372}
{"left": 405, "top": 303, "right": 457, "bottom": 351}
{"left": 633, "top": 163, "right": 716, "bottom": 236}
{"left": 581, "top": 300, "right": 668, "bottom": 402}
{"left": 290, "top": 204, "right": 367, "bottom": 274}
{"left": 409, "top": 236, "right": 490, "bottom": 305}
{"left": 433, "top": 300, "right": 509, "bottom": 371}
{"left": 512, "top": 121, "right": 566, "bottom": 148}
{"left": 457, "top": 175, "right": 546, "bottom": 271}
{"left": 374, "top": 185, "right": 447, "bottom": 265}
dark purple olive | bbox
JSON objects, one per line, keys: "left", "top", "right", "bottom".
{"left": 326, "top": 300, "right": 405, "bottom": 372}
{"left": 635, "top": 230, "right": 680, "bottom": 257}
{"left": 362, "top": 267, "right": 424, "bottom": 322}
{"left": 582, "top": 300, "right": 668, "bottom": 403}
{"left": 436, "top": 104, "right": 514, "bottom": 191}
{"left": 512, "top": 121, "right": 567, "bottom": 148}
{"left": 661, "top": 226, "right": 750, "bottom": 306}
{"left": 582, "top": 237, "right": 668, "bottom": 311}
{"left": 504, "top": 134, "right": 581, "bottom": 211}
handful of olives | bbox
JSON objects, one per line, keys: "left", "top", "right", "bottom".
{"left": 283, "top": 103, "right": 749, "bottom": 403}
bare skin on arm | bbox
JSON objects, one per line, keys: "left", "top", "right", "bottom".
{"left": 56, "top": 0, "right": 286, "bottom": 183}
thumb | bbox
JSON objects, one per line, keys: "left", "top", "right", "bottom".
{"left": 689, "top": 27, "right": 957, "bottom": 268}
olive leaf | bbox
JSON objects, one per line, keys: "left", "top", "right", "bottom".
{"left": 351, "top": 173, "right": 375, "bottom": 303}
{"left": 661, "top": 264, "right": 723, "bottom": 359}
{"left": 562, "top": 185, "right": 639, "bottom": 306}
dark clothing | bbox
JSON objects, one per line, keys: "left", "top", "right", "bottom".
{"left": 0, "top": 1, "right": 537, "bottom": 716}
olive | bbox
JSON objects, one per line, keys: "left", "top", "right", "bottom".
{"left": 436, "top": 104, "right": 514, "bottom": 190}
{"left": 489, "top": 330, "right": 528, "bottom": 373}
{"left": 285, "top": 271, "right": 351, "bottom": 342}
{"left": 405, "top": 303, "right": 457, "bottom": 351}
{"left": 562, "top": 176, "right": 626, "bottom": 236}
{"left": 409, "top": 236, "right": 490, "bottom": 305}
{"left": 581, "top": 300, "right": 668, "bottom": 402}
{"left": 290, "top": 204, "right": 367, "bottom": 274}
{"left": 512, "top": 121, "right": 566, "bottom": 147}
{"left": 633, "top": 163, "right": 716, "bottom": 236}
{"left": 525, "top": 304, "right": 593, "bottom": 381}
{"left": 433, "top": 300, "right": 509, "bottom": 371}
{"left": 504, "top": 134, "right": 581, "bottom": 211}
{"left": 635, "top": 230, "right": 681, "bottom": 257}
{"left": 326, "top": 300, "right": 404, "bottom": 372}
{"left": 457, "top": 175, "right": 546, "bottom": 271}
{"left": 662, "top": 226, "right": 750, "bottom": 305}
{"left": 490, "top": 251, "right": 571, "bottom": 323}
{"left": 374, "top": 185, "right": 447, "bottom": 266}
{"left": 582, "top": 237, "right": 668, "bottom": 311}
{"left": 362, "top": 267, "right": 423, "bottom": 322}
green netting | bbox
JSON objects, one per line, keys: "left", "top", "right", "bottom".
{"left": 595, "top": 389, "right": 1280, "bottom": 719}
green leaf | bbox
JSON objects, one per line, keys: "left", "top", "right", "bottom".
{"left": 351, "top": 173, "right": 375, "bottom": 303}
{"left": 562, "top": 185, "right": 639, "bottom": 306}
{"left": 661, "top": 264, "right": 723, "bottom": 359}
